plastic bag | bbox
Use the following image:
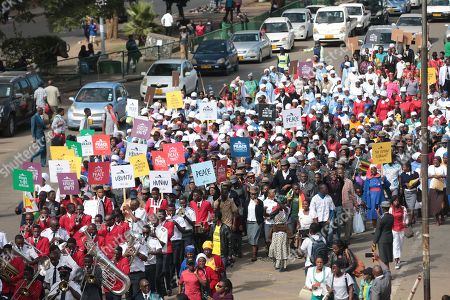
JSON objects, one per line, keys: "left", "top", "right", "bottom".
{"left": 353, "top": 210, "right": 365, "bottom": 234}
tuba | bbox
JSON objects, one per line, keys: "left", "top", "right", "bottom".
{"left": 0, "top": 256, "right": 19, "bottom": 283}
{"left": 84, "top": 233, "right": 130, "bottom": 295}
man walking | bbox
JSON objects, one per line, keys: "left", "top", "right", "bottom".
{"left": 45, "top": 80, "right": 61, "bottom": 119}
{"left": 161, "top": 10, "right": 174, "bottom": 36}
{"left": 34, "top": 83, "right": 47, "bottom": 110}
{"left": 179, "top": 26, "right": 188, "bottom": 60}
{"left": 126, "top": 35, "right": 141, "bottom": 74}
{"left": 30, "top": 106, "right": 48, "bottom": 167}
{"left": 51, "top": 108, "right": 67, "bottom": 144}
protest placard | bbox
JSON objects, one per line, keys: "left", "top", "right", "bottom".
{"left": 152, "top": 151, "right": 169, "bottom": 170}
{"left": 257, "top": 104, "right": 276, "bottom": 121}
{"left": 127, "top": 98, "right": 139, "bottom": 118}
{"left": 191, "top": 161, "right": 216, "bottom": 186}
{"left": 77, "top": 135, "right": 94, "bottom": 156}
{"left": 230, "top": 137, "right": 251, "bottom": 158}
{"left": 198, "top": 102, "right": 218, "bottom": 121}
{"left": 92, "top": 135, "right": 111, "bottom": 156}
{"left": 57, "top": 173, "right": 80, "bottom": 195}
{"left": 50, "top": 146, "right": 74, "bottom": 160}
{"left": 298, "top": 62, "right": 314, "bottom": 78}
{"left": 80, "top": 129, "right": 95, "bottom": 136}
{"left": 66, "top": 156, "right": 82, "bottom": 178}
{"left": 48, "top": 160, "right": 71, "bottom": 183}
{"left": 125, "top": 142, "right": 148, "bottom": 162}
{"left": 12, "top": 169, "right": 34, "bottom": 192}
{"left": 289, "top": 60, "right": 298, "bottom": 76}
{"left": 88, "top": 162, "right": 110, "bottom": 185}
{"left": 149, "top": 171, "right": 173, "bottom": 193}
{"left": 131, "top": 118, "right": 153, "bottom": 140}
{"left": 110, "top": 165, "right": 135, "bottom": 189}
{"left": 372, "top": 142, "right": 392, "bottom": 164}
{"left": 166, "top": 91, "right": 183, "bottom": 109}
{"left": 346, "top": 37, "right": 359, "bottom": 53}
{"left": 162, "top": 143, "right": 185, "bottom": 165}
{"left": 391, "top": 29, "right": 403, "bottom": 42}
{"left": 129, "top": 154, "right": 150, "bottom": 177}
{"left": 66, "top": 140, "right": 82, "bottom": 157}
{"left": 282, "top": 108, "right": 302, "bottom": 129}
{"left": 144, "top": 86, "right": 156, "bottom": 104}
{"left": 216, "top": 159, "right": 228, "bottom": 183}
{"left": 172, "top": 71, "right": 180, "bottom": 87}
{"left": 21, "top": 162, "right": 42, "bottom": 185}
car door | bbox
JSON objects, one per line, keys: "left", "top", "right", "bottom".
{"left": 228, "top": 41, "right": 238, "bottom": 67}
{"left": 262, "top": 33, "right": 271, "bottom": 57}
{"left": 18, "top": 78, "right": 33, "bottom": 118}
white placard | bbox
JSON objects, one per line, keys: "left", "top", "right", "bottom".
{"left": 111, "top": 164, "right": 135, "bottom": 189}
{"left": 76, "top": 135, "right": 94, "bottom": 157}
{"left": 126, "top": 98, "right": 139, "bottom": 118}
{"left": 149, "top": 171, "right": 173, "bottom": 193}
{"left": 48, "top": 160, "right": 71, "bottom": 183}
{"left": 198, "top": 102, "right": 218, "bottom": 121}
{"left": 125, "top": 142, "right": 148, "bottom": 162}
{"left": 282, "top": 108, "right": 302, "bottom": 129}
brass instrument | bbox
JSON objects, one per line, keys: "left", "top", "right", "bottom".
{"left": 11, "top": 242, "right": 34, "bottom": 263}
{"left": 75, "top": 214, "right": 83, "bottom": 225}
{"left": 59, "top": 280, "right": 69, "bottom": 292}
{"left": 84, "top": 232, "right": 130, "bottom": 295}
{"left": 0, "top": 256, "right": 19, "bottom": 282}
{"left": 11, "top": 259, "right": 50, "bottom": 300}
{"left": 83, "top": 266, "right": 96, "bottom": 284}
{"left": 177, "top": 207, "right": 186, "bottom": 217}
{"left": 124, "top": 232, "right": 140, "bottom": 266}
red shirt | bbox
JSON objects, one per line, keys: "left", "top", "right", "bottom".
{"left": 12, "top": 277, "right": 42, "bottom": 300}
{"left": 190, "top": 200, "right": 214, "bottom": 229}
{"left": 161, "top": 220, "right": 174, "bottom": 254}
{"left": 59, "top": 213, "right": 74, "bottom": 233}
{"left": 391, "top": 206, "right": 406, "bottom": 232}
{"left": 60, "top": 197, "right": 83, "bottom": 209}
{"left": 26, "top": 236, "right": 50, "bottom": 257}
{"left": 353, "top": 100, "right": 366, "bottom": 117}
{"left": 2, "top": 256, "right": 25, "bottom": 293}
{"left": 399, "top": 101, "right": 412, "bottom": 118}
{"left": 98, "top": 224, "right": 127, "bottom": 259}
{"left": 78, "top": 234, "right": 105, "bottom": 253}
{"left": 104, "top": 257, "right": 130, "bottom": 293}
{"left": 19, "top": 224, "right": 33, "bottom": 239}
{"left": 35, "top": 218, "right": 50, "bottom": 231}
{"left": 376, "top": 99, "right": 392, "bottom": 121}
{"left": 145, "top": 198, "right": 168, "bottom": 215}
{"left": 67, "top": 247, "right": 85, "bottom": 267}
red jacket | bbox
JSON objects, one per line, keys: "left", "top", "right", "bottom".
{"left": 26, "top": 236, "right": 50, "bottom": 257}
{"left": 12, "top": 277, "right": 42, "bottom": 300}
{"left": 104, "top": 257, "right": 130, "bottom": 293}
{"left": 190, "top": 200, "right": 214, "bottom": 230}
{"left": 161, "top": 220, "right": 174, "bottom": 254}
{"left": 59, "top": 213, "right": 74, "bottom": 234}
{"left": 2, "top": 256, "right": 25, "bottom": 293}
{"left": 204, "top": 266, "right": 220, "bottom": 294}
{"left": 19, "top": 224, "right": 33, "bottom": 239}
{"left": 92, "top": 196, "right": 114, "bottom": 216}
{"left": 72, "top": 214, "right": 93, "bottom": 240}
{"left": 98, "top": 224, "right": 127, "bottom": 259}
{"left": 353, "top": 100, "right": 366, "bottom": 117}
{"left": 78, "top": 234, "right": 105, "bottom": 254}
{"left": 67, "top": 247, "right": 86, "bottom": 267}
{"left": 145, "top": 198, "right": 168, "bottom": 216}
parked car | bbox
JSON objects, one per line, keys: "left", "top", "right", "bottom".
{"left": 427, "top": 0, "right": 450, "bottom": 20}
{"left": 281, "top": 9, "right": 314, "bottom": 40}
{"left": 394, "top": 13, "right": 423, "bottom": 42}
{"left": 313, "top": 6, "right": 357, "bottom": 44}
{"left": 306, "top": 5, "right": 325, "bottom": 20}
{"left": 386, "top": 0, "right": 411, "bottom": 15}
{"left": 230, "top": 30, "right": 272, "bottom": 63}
{"left": 260, "top": 17, "right": 295, "bottom": 51}
{"left": 140, "top": 59, "right": 198, "bottom": 100}
{"left": 360, "top": 25, "right": 395, "bottom": 54}
{"left": 192, "top": 39, "right": 239, "bottom": 75}
{"left": 339, "top": 3, "right": 371, "bottom": 34}
{"left": 0, "top": 71, "right": 43, "bottom": 137}
{"left": 359, "top": 0, "right": 389, "bottom": 25}
{"left": 67, "top": 82, "right": 129, "bottom": 130}
{"left": 410, "top": 0, "right": 421, "bottom": 7}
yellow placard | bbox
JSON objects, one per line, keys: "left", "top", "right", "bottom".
{"left": 166, "top": 90, "right": 183, "bottom": 109}
{"left": 50, "top": 146, "right": 74, "bottom": 160}
{"left": 428, "top": 67, "right": 437, "bottom": 85}
{"left": 129, "top": 154, "right": 150, "bottom": 178}
{"left": 66, "top": 156, "right": 82, "bottom": 178}
{"left": 372, "top": 142, "right": 392, "bottom": 165}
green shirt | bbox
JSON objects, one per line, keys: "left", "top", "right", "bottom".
{"left": 445, "top": 42, "right": 450, "bottom": 58}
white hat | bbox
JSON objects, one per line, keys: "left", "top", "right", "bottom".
{"left": 351, "top": 67, "right": 357, "bottom": 72}
{"left": 369, "top": 118, "right": 375, "bottom": 123}
{"left": 307, "top": 153, "right": 316, "bottom": 160}
{"left": 330, "top": 70, "right": 336, "bottom": 75}
{"left": 400, "top": 86, "right": 407, "bottom": 92}
{"left": 358, "top": 112, "right": 365, "bottom": 118}
{"left": 360, "top": 138, "right": 367, "bottom": 145}
{"left": 328, "top": 151, "right": 337, "bottom": 159}
{"left": 355, "top": 90, "right": 362, "bottom": 96}
{"left": 296, "top": 131, "right": 303, "bottom": 137}
{"left": 182, "top": 136, "right": 189, "bottom": 142}
{"left": 111, "top": 154, "right": 120, "bottom": 161}
{"left": 312, "top": 135, "right": 320, "bottom": 141}
{"left": 380, "top": 90, "right": 388, "bottom": 97}
{"left": 412, "top": 152, "right": 420, "bottom": 160}
{"left": 368, "top": 65, "right": 373, "bottom": 69}
{"left": 260, "top": 83, "right": 266, "bottom": 89}
{"left": 188, "top": 111, "right": 196, "bottom": 118}
{"left": 315, "top": 93, "right": 322, "bottom": 98}
{"left": 191, "top": 92, "right": 197, "bottom": 97}
{"left": 411, "top": 111, "right": 417, "bottom": 116}
{"left": 140, "top": 107, "right": 149, "bottom": 115}
{"left": 389, "top": 43, "right": 395, "bottom": 48}
{"left": 248, "top": 125, "right": 255, "bottom": 132}
{"left": 287, "top": 157, "right": 298, "bottom": 164}
{"left": 42, "top": 173, "right": 49, "bottom": 182}
{"left": 382, "top": 119, "right": 390, "bottom": 126}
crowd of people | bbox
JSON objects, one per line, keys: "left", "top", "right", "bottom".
{"left": 0, "top": 25, "right": 449, "bottom": 300}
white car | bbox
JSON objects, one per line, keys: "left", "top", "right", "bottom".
{"left": 339, "top": 3, "right": 371, "bottom": 34}
{"left": 139, "top": 59, "right": 198, "bottom": 100}
{"left": 313, "top": 6, "right": 357, "bottom": 44}
{"left": 306, "top": 5, "right": 325, "bottom": 20}
{"left": 427, "top": 0, "right": 450, "bottom": 20}
{"left": 260, "top": 17, "right": 295, "bottom": 51}
{"left": 282, "top": 8, "right": 314, "bottom": 40}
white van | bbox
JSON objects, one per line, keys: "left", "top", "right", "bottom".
{"left": 281, "top": 8, "right": 313, "bottom": 40}
{"left": 313, "top": 6, "right": 357, "bottom": 44}
{"left": 260, "top": 17, "right": 295, "bottom": 51}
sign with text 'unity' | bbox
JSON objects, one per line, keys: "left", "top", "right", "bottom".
{"left": 111, "top": 165, "right": 135, "bottom": 189}
{"left": 149, "top": 171, "right": 173, "bottom": 193}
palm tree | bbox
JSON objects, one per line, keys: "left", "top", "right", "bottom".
{"left": 123, "top": 1, "right": 161, "bottom": 46}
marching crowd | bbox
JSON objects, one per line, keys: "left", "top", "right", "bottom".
{"left": 0, "top": 35, "right": 449, "bottom": 300}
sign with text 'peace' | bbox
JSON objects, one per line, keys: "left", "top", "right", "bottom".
{"left": 190, "top": 161, "right": 216, "bottom": 186}
{"left": 230, "top": 137, "right": 251, "bottom": 158}
{"left": 198, "top": 102, "right": 218, "bottom": 121}
{"left": 282, "top": 108, "right": 302, "bottom": 129}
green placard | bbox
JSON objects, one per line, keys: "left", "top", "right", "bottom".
{"left": 80, "top": 129, "right": 95, "bottom": 136}
{"left": 12, "top": 169, "right": 34, "bottom": 192}
{"left": 66, "top": 140, "right": 82, "bottom": 157}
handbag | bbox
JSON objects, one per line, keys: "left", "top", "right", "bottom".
{"left": 298, "top": 287, "right": 312, "bottom": 299}
{"left": 353, "top": 210, "right": 365, "bottom": 234}
{"left": 404, "top": 226, "right": 414, "bottom": 238}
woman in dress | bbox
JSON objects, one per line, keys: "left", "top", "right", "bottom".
{"left": 268, "top": 207, "right": 290, "bottom": 272}
{"left": 327, "top": 260, "right": 355, "bottom": 300}
{"left": 243, "top": 186, "right": 264, "bottom": 261}
{"left": 400, "top": 162, "right": 420, "bottom": 225}
{"left": 363, "top": 165, "right": 390, "bottom": 231}
{"left": 178, "top": 258, "right": 207, "bottom": 300}
{"left": 305, "top": 256, "right": 332, "bottom": 300}
{"left": 428, "top": 156, "right": 447, "bottom": 225}
{"left": 389, "top": 196, "right": 408, "bottom": 269}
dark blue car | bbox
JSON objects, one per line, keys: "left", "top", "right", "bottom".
{"left": 192, "top": 39, "right": 239, "bottom": 75}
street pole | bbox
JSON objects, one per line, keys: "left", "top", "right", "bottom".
{"left": 99, "top": 16, "right": 106, "bottom": 55}
{"left": 420, "top": 0, "right": 430, "bottom": 299}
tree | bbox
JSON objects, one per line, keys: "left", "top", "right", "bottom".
{"left": 123, "top": 1, "right": 161, "bottom": 46}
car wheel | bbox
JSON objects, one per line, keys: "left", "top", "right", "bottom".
{"left": 234, "top": 63, "right": 239, "bottom": 72}
{"left": 258, "top": 50, "right": 263, "bottom": 63}
{"left": 2, "top": 114, "right": 15, "bottom": 137}
{"left": 269, "top": 49, "right": 273, "bottom": 58}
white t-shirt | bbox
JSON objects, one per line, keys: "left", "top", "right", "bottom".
{"left": 128, "top": 208, "right": 147, "bottom": 234}
{"left": 263, "top": 199, "right": 278, "bottom": 225}
{"left": 145, "top": 238, "right": 162, "bottom": 265}
{"left": 247, "top": 200, "right": 257, "bottom": 222}
{"left": 48, "top": 281, "right": 81, "bottom": 300}
{"left": 155, "top": 224, "right": 168, "bottom": 253}
{"left": 327, "top": 273, "right": 354, "bottom": 300}
{"left": 170, "top": 215, "right": 186, "bottom": 241}
{"left": 120, "top": 242, "right": 148, "bottom": 273}
{"left": 310, "top": 194, "right": 335, "bottom": 222}
{"left": 41, "top": 228, "right": 70, "bottom": 243}
{"left": 298, "top": 210, "right": 314, "bottom": 230}
{"left": 176, "top": 207, "right": 196, "bottom": 230}
{"left": 300, "top": 234, "right": 327, "bottom": 267}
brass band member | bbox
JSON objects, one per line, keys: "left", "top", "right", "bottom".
{"left": 80, "top": 254, "right": 102, "bottom": 300}
{"left": 47, "top": 266, "right": 81, "bottom": 300}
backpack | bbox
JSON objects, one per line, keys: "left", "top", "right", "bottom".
{"left": 310, "top": 236, "right": 328, "bottom": 265}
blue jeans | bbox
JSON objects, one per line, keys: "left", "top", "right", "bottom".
{"left": 30, "top": 136, "right": 47, "bottom": 167}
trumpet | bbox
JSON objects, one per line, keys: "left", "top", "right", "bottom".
{"left": 59, "top": 280, "right": 69, "bottom": 292}
{"left": 177, "top": 207, "right": 186, "bottom": 218}
{"left": 83, "top": 266, "right": 96, "bottom": 284}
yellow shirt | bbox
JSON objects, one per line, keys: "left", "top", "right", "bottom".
{"left": 349, "top": 120, "right": 361, "bottom": 130}
{"left": 205, "top": 256, "right": 216, "bottom": 270}
{"left": 212, "top": 224, "right": 221, "bottom": 256}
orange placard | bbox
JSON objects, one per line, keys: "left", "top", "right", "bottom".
{"left": 391, "top": 29, "right": 404, "bottom": 42}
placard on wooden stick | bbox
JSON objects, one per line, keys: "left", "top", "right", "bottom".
{"left": 289, "top": 60, "right": 298, "bottom": 76}
{"left": 172, "top": 71, "right": 180, "bottom": 87}
{"left": 403, "top": 32, "right": 413, "bottom": 46}
{"left": 144, "top": 86, "right": 156, "bottom": 104}
{"left": 346, "top": 37, "right": 359, "bottom": 54}
{"left": 391, "top": 29, "right": 404, "bottom": 43}
{"left": 415, "top": 34, "right": 422, "bottom": 46}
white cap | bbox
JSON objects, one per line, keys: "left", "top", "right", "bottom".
{"left": 312, "top": 135, "right": 320, "bottom": 141}
{"left": 188, "top": 111, "right": 196, "bottom": 118}
{"left": 42, "top": 173, "right": 49, "bottom": 182}
{"left": 400, "top": 86, "right": 407, "bottom": 92}
{"left": 369, "top": 118, "right": 375, "bottom": 123}
{"left": 412, "top": 152, "right": 420, "bottom": 160}
{"left": 360, "top": 138, "right": 367, "bottom": 145}
{"left": 358, "top": 112, "right": 364, "bottom": 118}
{"left": 307, "top": 153, "right": 316, "bottom": 160}
{"left": 411, "top": 111, "right": 417, "bottom": 116}
{"left": 191, "top": 92, "right": 197, "bottom": 97}
{"left": 328, "top": 151, "right": 337, "bottom": 159}
{"left": 380, "top": 90, "right": 388, "bottom": 97}
{"left": 287, "top": 157, "right": 298, "bottom": 164}
{"left": 351, "top": 67, "right": 357, "bottom": 72}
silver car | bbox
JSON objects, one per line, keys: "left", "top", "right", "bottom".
{"left": 231, "top": 30, "right": 272, "bottom": 63}
{"left": 394, "top": 13, "right": 423, "bottom": 39}
{"left": 67, "top": 82, "right": 128, "bottom": 130}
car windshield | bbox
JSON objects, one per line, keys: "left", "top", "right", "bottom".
{"left": 231, "top": 33, "right": 260, "bottom": 42}
{"left": 345, "top": 6, "right": 362, "bottom": 15}
{"left": 263, "top": 22, "right": 288, "bottom": 33}
{"left": 146, "top": 63, "right": 181, "bottom": 76}
{"left": 365, "top": 31, "right": 395, "bottom": 44}
{"left": 315, "top": 11, "right": 345, "bottom": 23}
{"left": 76, "top": 88, "right": 113, "bottom": 103}
{"left": 0, "top": 84, "right": 11, "bottom": 98}
{"left": 427, "top": 0, "right": 449, "bottom": 5}
{"left": 283, "top": 13, "right": 306, "bottom": 23}
{"left": 196, "top": 42, "right": 226, "bottom": 54}
{"left": 397, "top": 17, "right": 422, "bottom": 26}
